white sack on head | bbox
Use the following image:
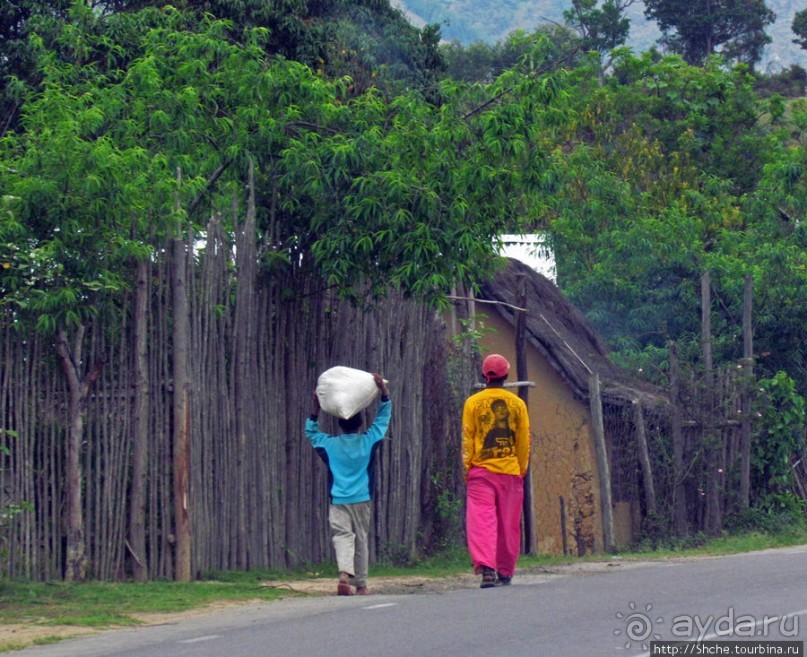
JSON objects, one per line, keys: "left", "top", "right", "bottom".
{"left": 316, "top": 366, "right": 385, "bottom": 420}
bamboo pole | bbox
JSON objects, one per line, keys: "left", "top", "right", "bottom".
{"left": 515, "top": 274, "right": 535, "bottom": 555}
{"left": 633, "top": 400, "right": 657, "bottom": 516}
{"left": 130, "top": 258, "right": 150, "bottom": 581}
{"left": 669, "top": 342, "right": 688, "bottom": 535}
{"left": 588, "top": 372, "right": 615, "bottom": 554}
{"left": 701, "top": 272, "right": 713, "bottom": 374}
{"left": 739, "top": 274, "right": 754, "bottom": 507}
{"left": 172, "top": 168, "right": 192, "bottom": 582}
{"left": 702, "top": 271, "right": 722, "bottom": 534}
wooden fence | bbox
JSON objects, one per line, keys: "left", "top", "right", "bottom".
{"left": 0, "top": 229, "right": 465, "bottom": 581}
{"left": 0, "top": 238, "right": 776, "bottom": 580}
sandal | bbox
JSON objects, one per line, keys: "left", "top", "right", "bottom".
{"left": 480, "top": 566, "right": 499, "bottom": 589}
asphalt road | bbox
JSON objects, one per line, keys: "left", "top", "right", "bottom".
{"left": 10, "top": 545, "right": 807, "bottom": 657}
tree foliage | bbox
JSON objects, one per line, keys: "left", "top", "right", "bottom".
{"left": 794, "top": 8, "right": 807, "bottom": 50}
{"left": 2, "top": 2, "right": 807, "bottom": 565}
{"left": 563, "top": 0, "right": 632, "bottom": 57}
{"left": 2, "top": 3, "right": 574, "bottom": 320}
{"left": 643, "top": 0, "right": 775, "bottom": 68}
{"left": 542, "top": 50, "right": 807, "bottom": 395}
{"left": 3, "top": 2, "right": 806, "bottom": 390}
{"left": 752, "top": 371, "right": 807, "bottom": 498}
{"left": 441, "top": 27, "right": 582, "bottom": 84}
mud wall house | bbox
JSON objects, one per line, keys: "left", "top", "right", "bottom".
{"left": 463, "top": 258, "right": 668, "bottom": 555}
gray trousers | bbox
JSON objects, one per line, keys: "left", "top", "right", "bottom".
{"left": 329, "top": 501, "right": 372, "bottom": 587}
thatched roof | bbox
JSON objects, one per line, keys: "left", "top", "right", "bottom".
{"left": 478, "top": 258, "right": 667, "bottom": 409}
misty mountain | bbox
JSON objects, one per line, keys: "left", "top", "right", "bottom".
{"left": 394, "top": 0, "right": 807, "bottom": 72}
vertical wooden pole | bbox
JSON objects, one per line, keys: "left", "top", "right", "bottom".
{"left": 233, "top": 159, "right": 257, "bottom": 569}
{"left": 449, "top": 285, "right": 458, "bottom": 338}
{"left": 739, "top": 275, "right": 754, "bottom": 507}
{"left": 515, "top": 274, "right": 535, "bottom": 554}
{"left": 559, "top": 496, "right": 568, "bottom": 556}
{"left": 669, "top": 342, "right": 688, "bottom": 535}
{"left": 588, "top": 372, "right": 615, "bottom": 553}
{"left": 701, "top": 272, "right": 721, "bottom": 534}
{"left": 701, "top": 272, "right": 713, "bottom": 374}
{"left": 633, "top": 400, "right": 657, "bottom": 516}
{"left": 129, "top": 258, "right": 150, "bottom": 582}
{"left": 173, "top": 168, "right": 191, "bottom": 582}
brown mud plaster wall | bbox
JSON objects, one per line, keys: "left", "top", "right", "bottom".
{"left": 477, "top": 310, "right": 604, "bottom": 555}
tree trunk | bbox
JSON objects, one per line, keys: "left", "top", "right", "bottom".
{"left": 55, "top": 325, "right": 102, "bottom": 582}
{"left": 129, "top": 258, "right": 150, "bottom": 582}
{"left": 172, "top": 171, "right": 192, "bottom": 582}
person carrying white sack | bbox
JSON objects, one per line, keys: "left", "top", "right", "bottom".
{"left": 305, "top": 371, "right": 391, "bottom": 596}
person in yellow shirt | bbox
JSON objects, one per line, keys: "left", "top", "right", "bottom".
{"left": 462, "top": 354, "right": 530, "bottom": 588}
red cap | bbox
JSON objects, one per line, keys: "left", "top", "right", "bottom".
{"left": 482, "top": 354, "right": 510, "bottom": 381}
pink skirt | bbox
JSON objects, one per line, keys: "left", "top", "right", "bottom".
{"left": 465, "top": 467, "right": 524, "bottom": 577}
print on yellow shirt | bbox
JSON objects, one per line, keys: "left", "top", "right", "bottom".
{"left": 481, "top": 399, "right": 516, "bottom": 460}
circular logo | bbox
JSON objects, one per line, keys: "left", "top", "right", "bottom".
{"left": 614, "top": 602, "right": 663, "bottom": 650}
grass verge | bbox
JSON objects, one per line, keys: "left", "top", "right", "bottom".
{"left": 0, "top": 527, "right": 805, "bottom": 652}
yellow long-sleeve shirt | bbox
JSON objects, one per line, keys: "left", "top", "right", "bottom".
{"left": 462, "top": 386, "right": 530, "bottom": 479}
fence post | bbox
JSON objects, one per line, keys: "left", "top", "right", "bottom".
{"left": 669, "top": 341, "right": 689, "bottom": 535}
{"left": 589, "top": 372, "right": 616, "bottom": 554}
{"left": 634, "top": 400, "right": 657, "bottom": 516}
{"left": 515, "top": 274, "right": 536, "bottom": 555}
{"left": 739, "top": 274, "right": 754, "bottom": 507}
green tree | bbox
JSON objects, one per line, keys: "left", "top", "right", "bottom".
{"left": 545, "top": 52, "right": 807, "bottom": 398}
{"left": 157, "top": 0, "right": 445, "bottom": 97}
{"left": 0, "top": 1, "right": 73, "bottom": 135}
{"left": 794, "top": 8, "right": 807, "bottom": 50}
{"left": 442, "top": 26, "right": 581, "bottom": 85}
{"left": 1, "top": 3, "right": 178, "bottom": 581}
{"left": 643, "top": 0, "right": 775, "bottom": 68}
{"left": 1, "top": 4, "right": 336, "bottom": 581}
{"left": 441, "top": 40, "right": 496, "bottom": 83}
{"left": 752, "top": 372, "right": 806, "bottom": 502}
{"left": 563, "top": 0, "right": 632, "bottom": 58}
{"left": 2, "top": 3, "right": 577, "bottom": 580}
{"left": 742, "top": 98, "right": 807, "bottom": 394}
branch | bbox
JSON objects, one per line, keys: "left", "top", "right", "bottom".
{"left": 778, "top": 206, "right": 795, "bottom": 222}
{"left": 285, "top": 120, "right": 339, "bottom": 136}
{"left": 446, "top": 295, "right": 527, "bottom": 312}
{"left": 1, "top": 103, "right": 19, "bottom": 140}
{"left": 186, "top": 160, "right": 232, "bottom": 217}
{"left": 125, "top": 540, "right": 145, "bottom": 567}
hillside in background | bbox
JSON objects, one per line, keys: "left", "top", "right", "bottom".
{"left": 394, "top": 0, "right": 807, "bottom": 72}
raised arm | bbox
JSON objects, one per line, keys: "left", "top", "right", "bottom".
{"left": 310, "top": 391, "right": 320, "bottom": 420}
{"left": 372, "top": 373, "right": 389, "bottom": 400}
